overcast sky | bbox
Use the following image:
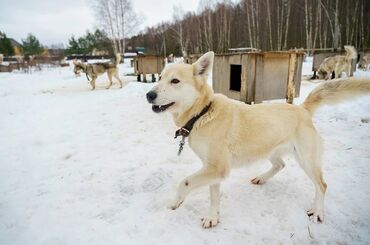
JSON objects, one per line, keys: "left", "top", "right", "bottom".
{"left": 0, "top": 0, "right": 200, "bottom": 46}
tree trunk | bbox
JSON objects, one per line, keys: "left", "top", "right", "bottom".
{"left": 333, "top": 0, "right": 340, "bottom": 49}
{"left": 266, "top": 0, "right": 273, "bottom": 50}
{"left": 283, "top": 0, "right": 291, "bottom": 50}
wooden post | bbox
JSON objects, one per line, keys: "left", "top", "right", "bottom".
{"left": 137, "top": 74, "right": 141, "bottom": 82}
{"left": 152, "top": 74, "right": 156, "bottom": 82}
{"left": 240, "top": 54, "right": 248, "bottom": 103}
{"left": 254, "top": 54, "right": 264, "bottom": 104}
{"left": 143, "top": 74, "right": 147, "bottom": 83}
{"left": 286, "top": 53, "right": 297, "bottom": 104}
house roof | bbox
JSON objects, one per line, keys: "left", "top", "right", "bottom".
{"left": 9, "top": 38, "right": 21, "bottom": 47}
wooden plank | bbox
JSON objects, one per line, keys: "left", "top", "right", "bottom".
{"left": 243, "top": 53, "right": 257, "bottom": 104}
{"left": 286, "top": 53, "right": 297, "bottom": 104}
{"left": 254, "top": 54, "right": 264, "bottom": 103}
{"left": 212, "top": 55, "right": 224, "bottom": 93}
{"left": 240, "top": 55, "right": 248, "bottom": 103}
{"left": 294, "top": 54, "right": 304, "bottom": 97}
{"left": 261, "top": 53, "right": 289, "bottom": 101}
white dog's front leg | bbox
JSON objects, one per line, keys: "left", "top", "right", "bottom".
{"left": 201, "top": 183, "right": 220, "bottom": 228}
{"left": 168, "top": 167, "right": 224, "bottom": 211}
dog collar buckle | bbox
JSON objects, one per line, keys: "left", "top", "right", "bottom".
{"left": 173, "top": 102, "right": 212, "bottom": 156}
{"left": 174, "top": 127, "right": 190, "bottom": 139}
{"left": 175, "top": 128, "right": 189, "bottom": 156}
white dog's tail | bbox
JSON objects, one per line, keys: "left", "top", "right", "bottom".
{"left": 302, "top": 77, "right": 370, "bottom": 114}
{"left": 115, "top": 53, "right": 122, "bottom": 66}
{"left": 345, "top": 45, "right": 357, "bottom": 60}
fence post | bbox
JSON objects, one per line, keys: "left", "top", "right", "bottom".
{"left": 286, "top": 53, "right": 297, "bottom": 104}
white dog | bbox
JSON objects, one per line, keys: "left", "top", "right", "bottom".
{"left": 146, "top": 52, "right": 370, "bottom": 228}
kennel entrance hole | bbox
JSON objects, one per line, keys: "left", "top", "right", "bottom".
{"left": 229, "top": 64, "right": 241, "bottom": 91}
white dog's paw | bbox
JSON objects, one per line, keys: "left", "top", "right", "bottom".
{"left": 251, "top": 176, "right": 266, "bottom": 185}
{"left": 307, "top": 209, "right": 324, "bottom": 223}
{"left": 167, "top": 198, "right": 184, "bottom": 210}
{"left": 201, "top": 215, "right": 219, "bottom": 229}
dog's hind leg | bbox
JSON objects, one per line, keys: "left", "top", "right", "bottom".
{"left": 106, "top": 72, "right": 113, "bottom": 89}
{"left": 348, "top": 64, "right": 352, "bottom": 77}
{"left": 251, "top": 155, "right": 285, "bottom": 185}
{"left": 114, "top": 71, "right": 123, "bottom": 88}
{"left": 294, "top": 127, "right": 327, "bottom": 223}
{"left": 90, "top": 77, "right": 96, "bottom": 90}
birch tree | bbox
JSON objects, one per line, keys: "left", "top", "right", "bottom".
{"left": 95, "top": 0, "right": 140, "bottom": 54}
{"left": 126, "top": 0, "right": 370, "bottom": 55}
{"left": 171, "top": 5, "right": 188, "bottom": 57}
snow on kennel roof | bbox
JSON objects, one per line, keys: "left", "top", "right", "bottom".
{"left": 228, "top": 47, "right": 260, "bottom": 53}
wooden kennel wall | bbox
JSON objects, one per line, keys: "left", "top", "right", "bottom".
{"left": 134, "top": 55, "right": 165, "bottom": 82}
{"left": 212, "top": 51, "right": 304, "bottom": 104}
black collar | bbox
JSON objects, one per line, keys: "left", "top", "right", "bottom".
{"left": 174, "top": 102, "right": 212, "bottom": 139}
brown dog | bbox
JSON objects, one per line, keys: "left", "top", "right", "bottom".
{"left": 318, "top": 46, "right": 357, "bottom": 79}
{"left": 73, "top": 53, "right": 123, "bottom": 90}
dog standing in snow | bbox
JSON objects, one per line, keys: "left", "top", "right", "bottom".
{"left": 146, "top": 52, "right": 370, "bottom": 228}
{"left": 318, "top": 45, "right": 357, "bottom": 79}
{"left": 358, "top": 52, "right": 370, "bottom": 71}
{"left": 73, "top": 53, "right": 123, "bottom": 90}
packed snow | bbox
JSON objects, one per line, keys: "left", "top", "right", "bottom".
{"left": 0, "top": 58, "right": 369, "bottom": 244}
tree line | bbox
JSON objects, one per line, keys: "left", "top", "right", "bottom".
{"left": 0, "top": 32, "right": 43, "bottom": 57}
{"left": 127, "top": 0, "right": 370, "bottom": 56}
{"left": 66, "top": 29, "right": 113, "bottom": 55}
{"left": 0, "top": 29, "right": 113, "bottom": 57}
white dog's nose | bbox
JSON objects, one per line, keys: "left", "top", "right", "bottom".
{"left": 146, "top": 91, "right": 157, "bottom": 103}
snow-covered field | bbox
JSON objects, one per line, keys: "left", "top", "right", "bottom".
{"left": 0, "top": 59, "right": 369, "bottom": 244}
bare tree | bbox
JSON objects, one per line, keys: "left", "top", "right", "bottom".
{"left": 171, "top": 5, "right": 189, "bottom": 57}
{"left": 94, "top": 0, "right": 140, "bottom": 54}
{"left": 126, "top": 0, "right": 370, "bottom": 55}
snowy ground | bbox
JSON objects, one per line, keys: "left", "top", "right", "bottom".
{"left": 0, "top": 59, "right": 369, "bottom": 244}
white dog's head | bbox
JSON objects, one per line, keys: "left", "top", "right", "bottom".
{"left": 146, "top": 52, "right": 214, "bottom": 117}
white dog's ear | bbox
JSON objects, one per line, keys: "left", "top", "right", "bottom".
{"left": 73, "top": 59, "right": 79, "bottom": 65}
{"left": 193, "top": 51, "right": 214, "bottom": 77}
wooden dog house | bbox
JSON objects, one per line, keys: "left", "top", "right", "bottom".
{"left": 212, "top": 51, "right": 304, "bottom": 104}
{"left": 134, "top": 55, "right": 165, "bottom": 82}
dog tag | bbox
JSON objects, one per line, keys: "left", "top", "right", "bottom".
{"left": 177, "top": 136, "right": 186, "bottom": 156}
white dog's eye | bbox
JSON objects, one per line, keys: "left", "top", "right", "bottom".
{"left": 171, "top": 79, "right": 180, "bottom": 84}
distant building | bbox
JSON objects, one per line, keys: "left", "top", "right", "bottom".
{"left": 9, "top": 38, "right": 23, "bottom": 55}
{"left": 135, "top": 47, "right": 145, "bottom": 54}
{"left": 92, "top": 48, "right": 109, "bottom": 56}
